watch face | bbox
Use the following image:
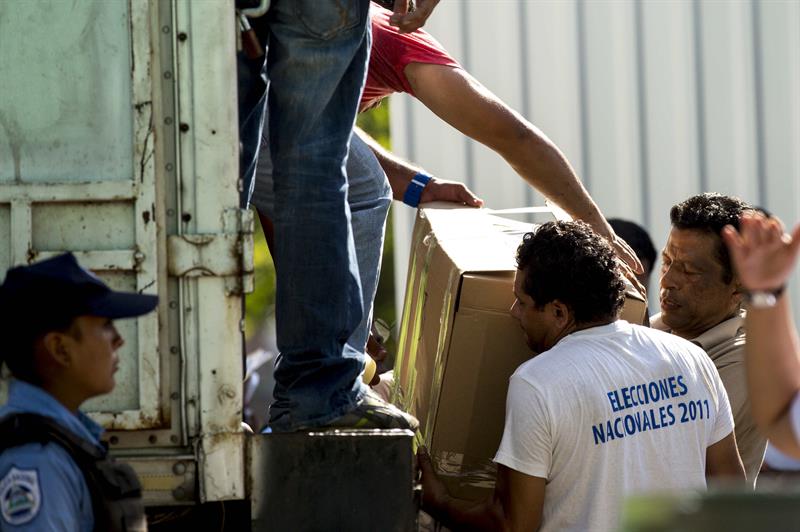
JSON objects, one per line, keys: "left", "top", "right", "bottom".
{"left": 747, "top": 291, "right": 778, "bottom": 309}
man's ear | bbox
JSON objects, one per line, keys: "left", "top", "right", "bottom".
{"left": 549, "top": 299, "right": 573, "bottom": 327}
{"left": 40, "top": 332, "right": 72, "bottom": 368}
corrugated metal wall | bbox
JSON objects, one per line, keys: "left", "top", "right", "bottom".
{"left": 390, "top": 0, "right": 800, "bottom": 321}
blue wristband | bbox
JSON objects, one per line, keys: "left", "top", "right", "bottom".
{"left": 402, "top": 172, "right": 432, "bottom": 208}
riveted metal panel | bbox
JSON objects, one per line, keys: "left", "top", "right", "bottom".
{"left": 0, "top": 2, "right": 134, "bottom": 183}
{"left": 172, "top": 0, "right": 245, "bottom": 502}
{"left": 0, "top": 0, "right": 247, "bottom": 506}
{"left": 0, "top": 0, "right": 161, "bottom": 429}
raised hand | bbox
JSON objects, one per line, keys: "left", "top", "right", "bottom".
{"left": 722, "top": 213, "right": 800, "bottom": 291}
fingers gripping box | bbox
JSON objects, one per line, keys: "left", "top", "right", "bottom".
{"left": 392, "top": 204, "right": 647, "bottom": 500}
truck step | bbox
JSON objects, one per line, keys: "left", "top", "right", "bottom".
{"left": 249, "top": 429, "right": 417, "bottom": 532}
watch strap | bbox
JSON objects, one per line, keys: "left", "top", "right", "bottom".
{"left": 743, "top": 285, "right": 785, "bottom": 308}
{"left": 402, "top": 172, "right": 432, "bottom": 208}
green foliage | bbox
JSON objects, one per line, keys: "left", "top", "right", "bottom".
{"left": 357, "top": 101, "right": 391, "bottom": 149}
{"left": 245, "top": 215, "right": 275, "bottom": 340}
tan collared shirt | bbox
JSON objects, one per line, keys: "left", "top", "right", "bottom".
{"left": 652, "top": 310, "right": 766, "bottom": 485}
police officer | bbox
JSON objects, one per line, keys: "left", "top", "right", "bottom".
{"left": 0, "top": 253, "right": 157, "bottom": 531}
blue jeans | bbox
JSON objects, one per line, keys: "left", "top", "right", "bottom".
{"left": 339, "top": 137, "right": 392, "bottom": 352}
{"left": 251, "top": 0, "right": 372, "bottom": 431}
{"left": 251, "top": 132, "right": 393, "bottom": 355}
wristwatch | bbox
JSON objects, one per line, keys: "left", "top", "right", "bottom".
{"left": 743, "top": 285, "right": 785, "bottom": 308}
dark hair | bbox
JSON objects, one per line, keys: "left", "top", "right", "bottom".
{"left": 516, "top": 221, "right": 625, "bottom": 324}
{"left": 608, "top": 218, "right": 656, "bottom": 270}
{"left": 669, "top": 193, "right": 751, "bottom": 284}
{"left": 3, "top": 316, "right": 78, "bottom": 384}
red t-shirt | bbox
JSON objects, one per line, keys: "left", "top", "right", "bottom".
{"left": 360, "top": 3, "right": 461, "bottom": 112}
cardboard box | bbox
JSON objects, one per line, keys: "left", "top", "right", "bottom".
{"left": 392, "top": 204, "right": 647, "bottom": 500}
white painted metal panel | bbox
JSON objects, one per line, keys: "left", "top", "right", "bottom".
{"left": 173, "top": 0, "right": 245, "bottom": 502}
{"left": 697, "top": 0, "right": 760, "bottom": 200}
{"left": 463, "top": 2, "right": 531, "bottom": 210}
{"left": 756, "top": 0, "right": 800, "bottom": 319}
{"left": 391, "top": 0, "right": 800, "bottom": 323}
{"left": 758, "top": 0, "right": 800, "bottom": 221}
{"left": 0, "top": 0, "right": 161, "bottom": 429}
{"left": 639, "top": 0, "right": 702, "bottom": 244}
{"left": 582, "top": 0, "right": 644, "bottom": 218}
{"left": 0, "top": 2, "right": 134, "bottom": 183}
{"left": 524, "top": 0, "right": 584, "bottom": 189}
{"left": 0, "top": 0, "right": 247, "bottom": 504}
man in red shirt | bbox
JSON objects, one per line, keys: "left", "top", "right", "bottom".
{"left": 248, "top": 2, "right": 641, "bottom": 395}
{"left": 356, "top": 3, "right": 635, "bottom": 257}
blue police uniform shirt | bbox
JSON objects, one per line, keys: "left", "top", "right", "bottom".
{"left": 0, "top": 379, "right": 102, "bottom": 531}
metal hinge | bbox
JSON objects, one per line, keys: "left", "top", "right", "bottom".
{"left": 167, "top": 209, "right": 254, "bottom": 294}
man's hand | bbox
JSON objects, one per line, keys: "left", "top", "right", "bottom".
{"left": 420, "top": 177, "right": 483, "bottom": 207}
{"left": 594, "top": 223, "right": 645, "bottom": 277}
{"left": 722, "top": 213, "right": 800, "bottom": 292}
{"left": 417, "top": 446, "right": 449, "bottom": 513}
{"left": 617, "top": 257, "right": 648, "bottom": 301}
{"left": 576, "top": 215, "right": 643, "bottom": 275}
{"left": 366, "top": 328, "right": 388, "bottom": 363}
{"left": 612, "top": 235, "right": 643, "bottom": 274}
{"left": 390, "top": 0, "right": 440, "bottom": 33}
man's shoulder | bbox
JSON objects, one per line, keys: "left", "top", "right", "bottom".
{"left": 697, "top": 313, "right": 747, "bottom": 365}
{"left": 627, "top": 321, "right": 706, "bottom": 354}
{"left": 648, "top": 325, "right": 702, "bottom": 348}
{"left": 574, "top": 320, "right": 703, "bottom": 356}
{"left": 599, "top": 322, "right": 716, "bottom": 377}
{"left": 511, "top": 325, "right": 629, "bottom": 384}
{"left": 650, "top": 313, "right": 669, "bottom": 332}
{"left": 510, "top": 352, "right": 572, "bottom": 397}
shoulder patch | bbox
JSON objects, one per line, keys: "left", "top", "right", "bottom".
{"left": 0, "top": 467, "right": 41, "bottom": 525}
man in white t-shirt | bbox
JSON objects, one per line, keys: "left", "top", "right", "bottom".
{"left": 419, "top": 221, "right": 744, "bottom": 532}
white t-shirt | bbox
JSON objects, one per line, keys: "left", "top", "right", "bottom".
{"left": 494, "top": 321, "right": 734, "bottom": 532}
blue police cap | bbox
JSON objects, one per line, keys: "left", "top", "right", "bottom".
{"left": 0, "top": 253, "right": 158, "bottom": 330}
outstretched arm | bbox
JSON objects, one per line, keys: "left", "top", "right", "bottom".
{"left": 354, "top": 127, "right": 483, "bottom": 207}
{"left": 722, "top": 214, "right": 800, "bottom": 457}
{"left": 405, "top": 62, "right": 642, "bottom": 273}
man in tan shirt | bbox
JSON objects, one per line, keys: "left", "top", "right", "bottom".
{"left": 652, "top": 193, "right": 766, "bottom": 485}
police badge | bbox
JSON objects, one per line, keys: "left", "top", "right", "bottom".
{"left": 0, "top": 467, "right": 41, "bottom": 525}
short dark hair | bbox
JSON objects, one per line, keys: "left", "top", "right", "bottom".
{"left": 669, "top": 193, "right": 751, "bottom": 284}
{"left": 608, "top": 218, "right": 657, "bottom": 270}
{"left": 516, "top": 221, "right": 625, "bottom": 324}
{"left": 4, "top": 317, "right": 79, "bottom": 384}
